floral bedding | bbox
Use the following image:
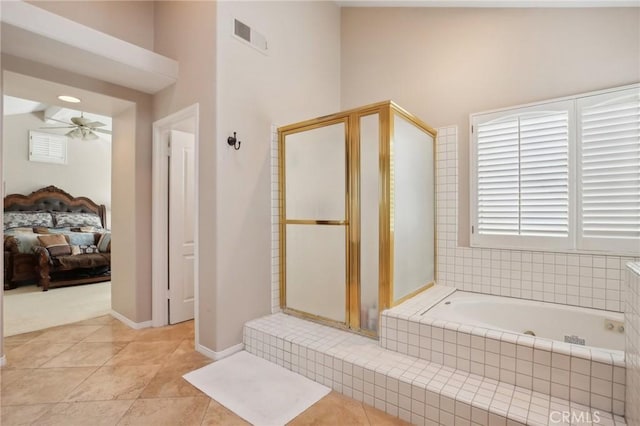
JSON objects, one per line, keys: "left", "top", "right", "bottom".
{"left": 4, "top": 211, "right": 107, "bottom": 255}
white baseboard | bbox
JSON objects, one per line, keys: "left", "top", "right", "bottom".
{"left": 0, "top": 355, "right": 6, "bottom": 367}
{"left": 197, "top": 342, "right": 244, "bottom": 361}
{"left": 110, "top": 310, "right": 152, "bottom": 330}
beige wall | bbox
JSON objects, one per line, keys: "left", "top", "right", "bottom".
{"left": 152, "top": 0, "right": 217, "bottom": 349}
{"left": 2, "top": 55, "right": 153, "bottom": 323}
{"left": 214, "top": 0, "right": 341, "bottom": 351}
{"left": 341, "top": 8, "right": 640, "bottom": 245}
{"left": 27, "top": 1, "right": 155, "bottom": 50}
{"left": 3, "top": 113, "right": 112, "bottom": 224}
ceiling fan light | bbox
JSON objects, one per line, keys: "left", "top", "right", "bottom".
{"left": 57, "top": 95, "right": 81, "bottom": 103}
{"left": 67, "top": 128, "right": 82, "bottom": 139}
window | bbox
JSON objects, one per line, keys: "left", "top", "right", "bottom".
{"left": 29, "top": 131, "right": 67, "bottom": 165}
{"left": 471, "top": 85, "right": 639, "bottom": 255}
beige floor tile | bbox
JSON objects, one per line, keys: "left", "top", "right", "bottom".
{"left": 200, "top": 399, "right": 250, "bottom": 426}
{"left": 42, "top": 342, "right": 127, "bottom": 368}
{"left": 104, "top": 340, "right": 182, "bottom": 366}
{"left": 34, "top": 400, "right": 135, "bottom": 426}
{"left": 3, "top": 329, "right": 45, "bottom": 345}
{"left": 139, "top": 357, "right": 211, "bottom": 398}
{"left": 0, "top": 368, "right": 30, "bottom": 388}
{"left": 72, "top": 315, "right": 118, "bottom": 326}
{"left": 288, "top": 392, "right": 370, "bottom": 426}
{"left": 0, "top": 403, "right": 53, "bottom": 425}
{"left": 5, "top": 342, "right": 74, "bottom": 368}
{"left": 82, "top": 323, "right": 140, "bottom": 343}
{"left": 164, "top": 340, "right": 212, "bottom": 366}
{"left": 1, "top": 367, "right": 96, "bottom": 406}
{"left": 117, "top": 396, "right": 209, "bottom": 426}
{"left": 134, "top": 321, "right": 194, "bottom": 342}
{"left": 30, "top": 325, "right": 103, "bottom": 343}
{"left": 62, "top": 364, "right": 161, "bottom": 402}
{"left": 363, "top": 403, "right": 411, "bottom": 425}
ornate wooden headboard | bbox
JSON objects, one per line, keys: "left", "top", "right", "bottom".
{"left": 4, "top": 186, "right": 107, "bottom": 228}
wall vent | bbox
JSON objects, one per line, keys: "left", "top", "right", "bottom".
{"left": 233, "top": 18, "right": 268, "bottom": 54}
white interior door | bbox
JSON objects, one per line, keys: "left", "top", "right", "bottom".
{"left": 169, "top": 130, "right": 196, "bottom": 324}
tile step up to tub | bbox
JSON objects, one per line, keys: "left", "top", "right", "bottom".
{"left": 380, "top": 286, "right": 626, "bottom": 416}
{"left": 244, "top": 313, "right": 625, "bottom": 426}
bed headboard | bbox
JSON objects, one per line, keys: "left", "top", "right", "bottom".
{"left": 3, "top": 186, "right": 107, "bottom": 228}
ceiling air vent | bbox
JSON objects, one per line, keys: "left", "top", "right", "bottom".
{"left": 233, "top": 18, "right": 268, "bottom": 54}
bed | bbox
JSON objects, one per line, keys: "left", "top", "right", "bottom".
{"left": 4, "top": 186, "right": 111, "bottom": 291}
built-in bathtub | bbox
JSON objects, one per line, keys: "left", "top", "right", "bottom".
{"left": 380, "top": 286, "right": 627, "bottom": 415}
{"left": 424, "top": 291, "right": 625, "bottom": 353}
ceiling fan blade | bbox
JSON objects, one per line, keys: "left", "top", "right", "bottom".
{"left": 46, "top": 117, "right": 73, "bottom": 125}
{"left": 85, "top": 121, "right": 106, "bottom": 128}
{"left": 93, "top": 128, "right": 112, "bottom": 135}
{"left": 40, "top": 126, "right": 75, "bottom": 129}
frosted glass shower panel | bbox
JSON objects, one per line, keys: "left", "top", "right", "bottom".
{"left": 285, "top": 224, "right": 346, "bottom": 322}
{"left": 359, "top": 114, "right": 380, "bottom": 331}
{"left": 392, "top": 114, "right": 435, "bottom": 301}
{"left": 285, "top": 123, "right": 346, "bottom": 220}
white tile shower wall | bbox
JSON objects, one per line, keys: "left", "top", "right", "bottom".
{"left": 271, "top": 124, "right": 281, "bottom": 314}
{"left": 625, "top": 263, "right": 640, "bottom": 425}
{"left": 436, "top": 126, "right": 638, "bottom": 313}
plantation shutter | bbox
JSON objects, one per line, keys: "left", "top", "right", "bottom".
{"left": 472, "top": 100, "right": 572, "bottom": 250}
{"left": 578, "top": 88, "right": 640, "bottom": 252}
{"left": 29, "top": 131, "right": 67, "bottom": 164}
{"left": 475, "top": 118, "right": 520, "bottom": 235}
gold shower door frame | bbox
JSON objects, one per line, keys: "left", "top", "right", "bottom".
{"left": 279, "top": 101, "right": 438, "bottom": 336}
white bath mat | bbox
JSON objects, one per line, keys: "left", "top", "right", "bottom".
{"left": 183, "top": 350, "right": 330, "bottom": 425}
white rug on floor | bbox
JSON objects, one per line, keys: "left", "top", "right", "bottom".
{"left": 183, "top": 351, "right": 330, "bottom": 425}
{"left": 3, "top": 282, "right": 111, "bottom": 336}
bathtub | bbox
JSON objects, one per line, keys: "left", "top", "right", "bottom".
{"left": 422, "top": 290, "right": 625, "bottom": 353}
{"left": 380, "top": 286, "right": 627, "bottom": 414}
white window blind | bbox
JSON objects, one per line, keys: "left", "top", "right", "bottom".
{"left": 472, "top": 101, "right": 572, "bottom": 250}
{"left": 578, "top": 88, "right": 640, "bottom": 253}
{"left": 471, "top": 84, "right": 640, "bottom": 255}
{"left": 29, "top": 131, "right": 67, "bottom": 165}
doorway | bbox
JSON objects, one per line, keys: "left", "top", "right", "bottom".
{"left": 151, "top": 104, "right": 199, "bottom": 330}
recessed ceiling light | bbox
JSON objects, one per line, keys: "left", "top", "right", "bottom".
{"left": 57, "top": 95, "right": 81, "bottom": 103}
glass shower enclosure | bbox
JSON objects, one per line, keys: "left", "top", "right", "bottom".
{"left": 279, "top": 101, "right": 436, "bottom": 336}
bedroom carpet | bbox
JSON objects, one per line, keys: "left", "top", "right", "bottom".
{"left": 3, "top": 282, "right": 111, "bottom": 336}
{"left": 183, "top": 351, "right": 331, "bottom": 426}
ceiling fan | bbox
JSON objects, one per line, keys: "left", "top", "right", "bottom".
{"left": 41, "top": 113, "right": 112, "bottom": 141}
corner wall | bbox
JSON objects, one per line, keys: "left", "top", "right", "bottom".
{"left": 214, "top": 1, "right": 341, "bottom": 352}
{"left": 152, "top": 1, "right": 218, "bottom": 349}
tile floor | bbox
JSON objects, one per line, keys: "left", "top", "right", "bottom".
{"left": 1, "top": 315, "right": 408, "bottom": 425}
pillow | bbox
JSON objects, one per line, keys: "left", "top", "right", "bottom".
{"left": 33, "top": 227, "right": 52, "bottom": 234}
{"left": 66, "top": 232, "right": 97, "bottom": 246}
{"left": 12, "top": 227, "right": 34, "bottom": 233}
{"left": 37, "top": 234, "right": 71, "bottom": 257}
{"left": 71, "top": 244, "right": 100, "bottom": 255}
{"left": 97, "top": 232, "right": 111, "bottom": 253}
{"left": 52, "top": 212, "right": 103, "bottom": 229}
{"left": 4, "top": 211, "right": 54, "bottom": 230}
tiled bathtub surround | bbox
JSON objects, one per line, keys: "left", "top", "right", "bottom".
{"left": 244, "top": 313, "right": 625, "bottom": 426}
{"left": 625, "top": 263, "right": 640, "bottom": 425}
{"left": 436, "top": 126, "right": 638, "bottom": 313}
{"left": 380, "top": 287, "right": 626, "bottom": 416}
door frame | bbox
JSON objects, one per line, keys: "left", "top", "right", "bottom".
{"left": 151, "top": 104, "right": 200, "bottom": 336}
